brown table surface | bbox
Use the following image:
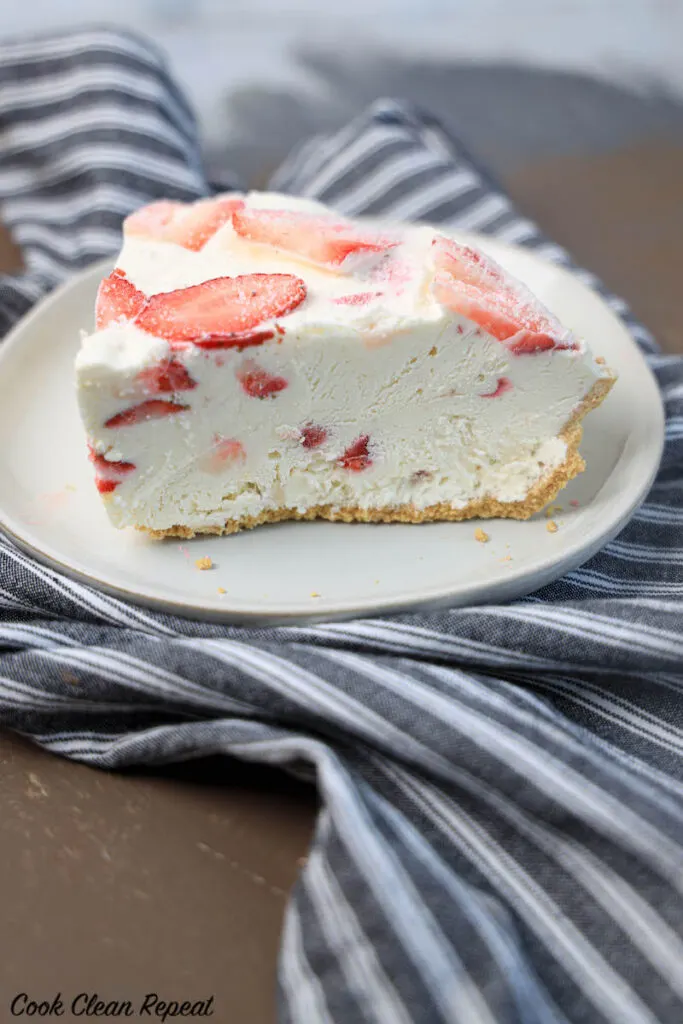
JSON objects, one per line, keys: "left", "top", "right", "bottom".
{"left": 1, "top": 141, "right": 682, "bottom": 1024}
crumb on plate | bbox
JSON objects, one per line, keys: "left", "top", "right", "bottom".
{"left": 545, "top": 504, "right": 563, "bottom": 518}
{"left": 195, "top": 556, "right": 213, "bottom": 571}
{"left": 474, "top": 528, "right": 489, "bottom": 543}
{"left": 595, "top": 356, "right": 606, "bottom": 364}
{"left": 546, "top": 520, "right": 559, "bottom": 533}
{"left": 217, "top": 587, "right": 226, "bottom": 595}
{"left": 310, "top": 591, "right": 321, "bottom": 598}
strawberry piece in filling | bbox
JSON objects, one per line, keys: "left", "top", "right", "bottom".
{"left": 237, "top": 363, "right": 289, "bottom": 399}
{"left": 94, "top": 479, "right": 118, "bottom": 494}
{"left": 200, "top": 437, "right": 246, "bottom": 473}
{"left": 339, "top": 435, "right": 372, "bottom": 472}
{"left": 300, "top": 425, "right": 327, "bottom": 449}
{"left": 480, "top": 376, "right": 513, "bottom": 399}
{"left": 136, "top": 358, "right": 197, "bottom": 395}
{"left": 95, "top": 269, "right": 147, "bottom": 330}
{"left": 232, "top": 207, "right": 398, "bottom": 269}
{"left": 87, "top": 445, "right": 136, "bottom": 494}
{"left": 135, "top": 274, "right": 306, "bottom": 348}
{"left": 212, "top": 437, "right": 245, "bottom": 462}
{"left": 105, "top": 400, "right": 189, "bottom": 428}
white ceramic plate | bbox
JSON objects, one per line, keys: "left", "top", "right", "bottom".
{"left": 0, "top": 235, "right": 664, "bottom": 624}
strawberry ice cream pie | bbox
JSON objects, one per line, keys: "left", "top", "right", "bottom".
{"left": 75, "top": 191, "right": 615, "bottom": 538}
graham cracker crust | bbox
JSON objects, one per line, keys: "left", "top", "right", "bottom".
{"left": 141, "top": 374, "right": 615, "bottom": 540}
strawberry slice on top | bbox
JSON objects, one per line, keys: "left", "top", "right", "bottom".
{"left": 135, "top": 274, "right": 307, "bottom": 347}
{"left": 232, "top": 207, "right": 398, "bottom": 269}
{"left": 165, "top": 195, "right": 245, "bottom": 251}
{"left": 95, "top": 269, "right": 147, "bottom": 330}
{"left": 432, "top": 236, "right": 503, "bottom": 289}
{"left": 433, "top": 274, "right": 563, "bottom": 354}
{"left": 123, "top": 200, "right": 184, "bottom": 240}
{"left": 432, "top": 234, "right": 575, "bottom": 354}
{"left": 124, "top": 194, "right": 244, "bottom": 251}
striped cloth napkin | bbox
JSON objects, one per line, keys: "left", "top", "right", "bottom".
{"left": 2, "top": 27, "right": 683, "bottom": 1024}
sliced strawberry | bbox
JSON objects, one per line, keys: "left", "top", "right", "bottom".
{"left": 135, "top": 274, "right": 306, "bottom": 346}
{"left": 333, "top": 291, "right": 384, "bottom": 306}
{"left": 432, "top": 235, "right": 578, "bottom": 354}
{"left": 237, "top": 363, "right": 288, "bottom": 399}
{"left": 480, "top": 376, "right": 513, "bottom": 398}
{"left": 433, "top": 274, "right": 561, "bottom": 353}
{"left": 96, "top": 269, "right": 147, "bottom": 330}
{"left": 105, "top": 400, "right": 188, "bottom": 428}
{"left": 166, "top": 195, "right": 245, "bottom": 251}
{"left": 300, "top": 424, "right": 327, "bottom": 448}
{"left": 124, "top": 195, "right": 244, "bottom": 251}
{"left": 124, "top": 200, "right": 184, "bottom": 239}
{"left": 192, "top": 329, "right": 275, "bottom": 351}
{"left": 339, "top": 435, "right": 372, "bottom": 472}
{"left": 212, "top": 437, "right": 245, "bottom": 463}
{"left": 200, "top": 436, "right": 246, "bottom": 473}
{"left": 87, "top": 445, "right": 136, "bottom": 476}
{"left": 233, "top": 208, "right": 398, "bottom": 269}
{"left": 88, "top": 445, "right": 136, "bottom": 494}
{"left": 136, "top": 359, "right": 197, "bottom": 395}
{"left": 95, "top": 478, "right": 118, "bottom": 494}
{"left": 508, "top": 332, "right": 572, "bottom": 355}
{"left": 432, "top": 236, "right": 503, "bottom": 288}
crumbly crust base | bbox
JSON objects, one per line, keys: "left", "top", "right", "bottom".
{"left": 139, "top": 374, "right": 615, "bottom": 539}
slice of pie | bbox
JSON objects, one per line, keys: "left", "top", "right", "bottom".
{"left": 75, "top": 191, "right": 615, "bottom": 538}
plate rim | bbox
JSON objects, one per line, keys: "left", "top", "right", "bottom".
{"left": 0, "top": 238, "right": 665, "bottom": 624}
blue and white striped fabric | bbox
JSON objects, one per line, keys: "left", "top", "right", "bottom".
{"left": 2, "top": 27, "right": 683, "bottom": 1024}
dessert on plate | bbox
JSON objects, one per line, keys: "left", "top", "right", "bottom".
{"left": 75, "top": 191, "right": 615, "bottom": 538}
